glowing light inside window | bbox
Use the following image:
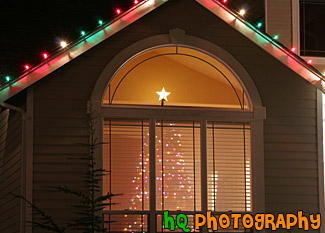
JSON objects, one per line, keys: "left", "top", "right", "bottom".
{"left": 105, "top": 46, "right": 250, "bottom": 110}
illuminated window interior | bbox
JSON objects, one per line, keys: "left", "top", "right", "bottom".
{"left": 102, "top": 46, "right": 252, "bottom": 232}
{"left": 103, "top": 46, "right": 250, "bottom": 110}
{"left": 103, "top": 120, "right": 251, "bottom": 232}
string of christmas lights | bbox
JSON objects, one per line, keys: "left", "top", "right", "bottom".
{"left": 1, "top": 0, "right": 322, "bottom": 84}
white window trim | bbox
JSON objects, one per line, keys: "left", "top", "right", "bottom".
{"left": 292, "top": 0, "right": 325, "bottom": 67}
{"left": 99, "top": 105, "right": 262, "bottom": 232}
{"left": 317, "top": 90, "right": 325, "bottom": 233}
{"left": 292, "top": 0, "right": 300, "bottom": 55}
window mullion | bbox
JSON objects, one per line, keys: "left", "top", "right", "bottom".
{"left": 243, "top": 123, "right": 247, "bottom": 213}
{"left": 141, "top": 120, "right": 144, "bottom": 232}
{"left": 149, "top": 118, "right": 156, "bottom": 232}
{"left": 200, "top": 120, "right": 208, "bottom": 233}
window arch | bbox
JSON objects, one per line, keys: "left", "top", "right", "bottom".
{"left": 93, "top": 41, "right": 264, "bottom": 232}
{"left": 103, "top": 46, "right": 251, "bottom": 110}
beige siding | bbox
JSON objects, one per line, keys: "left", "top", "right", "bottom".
{"left": 266, "top": 0, "right": 292, "bottom": 48}
{"left": 30, "top": 0, "right": 320, "bottom": 231}
{"left": 0, "top": 109, "right": 22, "bottom": 233}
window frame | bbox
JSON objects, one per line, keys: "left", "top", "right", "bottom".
{"left": 292, "top": 0, "right": 325, "bottom": 65}
{"left": 89, "top": 32, "right": 266, "bottom": 231}
{"left": 98, "top": 104, "right": 259, "bottom": 232}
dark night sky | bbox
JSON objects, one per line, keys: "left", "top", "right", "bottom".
{"left": 0, "top": 0, "right": 264, "bottom": 83}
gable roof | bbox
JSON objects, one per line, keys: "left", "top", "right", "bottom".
{"left": 1, "top": 0, "right": 324, "bottom": 101}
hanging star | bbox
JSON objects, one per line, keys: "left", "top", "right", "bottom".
{"left": 156, "top": 87, "right": 171, "bottom": 101}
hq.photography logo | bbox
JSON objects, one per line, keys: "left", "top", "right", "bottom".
{"left": 163, "top": 211, "right": 321, "bottom": 232}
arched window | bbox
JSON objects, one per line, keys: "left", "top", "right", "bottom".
{"left": 101, "top": 46, "right": 253, "bottom": 232}
{"left": 103, "top": 46, "right": 250, "bottom": 110}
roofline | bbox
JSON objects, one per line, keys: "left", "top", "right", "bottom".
{"left": 0, "top": 0, "right": 168, "bottom": 101}
{"left": 196, "top": 0, "right": 325, "bottom": 90}
{"left": 1, "top": 0, "right": 324, "bottom": 101}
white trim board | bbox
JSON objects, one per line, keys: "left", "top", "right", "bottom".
{"left": 1, "top": 0, "right": 325, "bottom": 102}
{"left": 292, "top": 0, "right": 300, "bottom": 53}
{"left": 317, "top": 90, "right": 324, "bottom": 233}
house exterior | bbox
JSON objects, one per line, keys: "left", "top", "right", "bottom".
{"left": 0, "top": 0, "right": 324, "bottom": 232}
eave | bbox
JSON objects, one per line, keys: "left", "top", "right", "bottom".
{"left": 0, "top": 0, "right": 324, "bottom": 101}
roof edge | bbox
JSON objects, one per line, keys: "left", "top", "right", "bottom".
{"left": 0, "top": 0, "right": 168, "bottom": 101}
{"left": 1, "top": 0, "right": 324, "bottom": 101}
{"left": 195, "top": 0, "right": 325, "bottom": 91}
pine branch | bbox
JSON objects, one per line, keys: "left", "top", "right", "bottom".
{"left": 55, "top": 186, "right": 91, "bottom": 202}
{"left": 55, "top": 110, "right": 118, "bottom": 233}
{"left": 13, "top": 194, "right": 66, "bottom": 233}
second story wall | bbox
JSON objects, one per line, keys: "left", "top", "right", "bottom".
{"left": 266, "top": 0, "right": 292, "bottom": 48}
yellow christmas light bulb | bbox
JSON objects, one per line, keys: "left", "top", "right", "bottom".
{"left": 60, "top": 41, "right": 67, "bottom": 48}
{"left": 239, "top": 9, "right": 246, "bottom": 16}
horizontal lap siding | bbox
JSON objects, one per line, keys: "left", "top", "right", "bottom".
{"left": 266, "top": 0, "right": 292, "bottom": 48}
{"left": 31, "top": 0, "right": 319, "bottom": 231}
{"left": 0, "top": 109, "right": 22, "bottom": 233}
{"left": 32, "top": 30, "right": 152, "bottom": 232}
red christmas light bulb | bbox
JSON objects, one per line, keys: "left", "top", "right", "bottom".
{"left": 116, "top": 9, "right": 121, "bottom": 14}
{"left": 43, "top": 53, "right": 48, "bottom": 59}
{"left": 223, "top": 0, "right": 228, "bottom": 3}
{"left": 291, "top": 47, "right": 296, "bottom": 52}
{"left": 307, "top": 59, "right": 313, "bottom": 65}
{"left": 24, "top": 65, "right": 30, "bottom": 70}
{"left": 134, "top": 0, "right": 139, "bottom": 4}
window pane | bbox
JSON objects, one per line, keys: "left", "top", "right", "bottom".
{"left": 300, "top": 1, "right": 325, "bottom": 56}
{"left": 103, "top": 46, "right": 250, "bottom": 110}
{"left": 103, "top": 120, "right": 150, "bottom": 211}
{"left": 207, "top": 123, "right": 251, "bottom": 212}
{"left": 103, "top": 119, "right": 252, "bottom": 231}
{"left": 156, "top": 121, "right": 201, "bottom": 211}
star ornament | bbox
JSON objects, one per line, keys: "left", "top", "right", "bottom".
{"left": 156, "top": 87, "right": 171, "bottom": 102}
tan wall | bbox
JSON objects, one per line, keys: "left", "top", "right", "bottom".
{"left": 0, "top": 109, "right": 22, "bottom": 233}
{"left": 266, "top": 0, "right": 292, "bottom": 48}
{"left": 30, "top": 0, "right": 320, "bottom": 232}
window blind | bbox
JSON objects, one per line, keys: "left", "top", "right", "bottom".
{"left": 207, "top": 122, "right": 251, "bottom": 212}
{"left": 156, "top": 121, "right": 201, "bottom": 212}
{"left": 103, "top": 119, "right": 251, "bottom": 232}
{"left": 103, "top": 120, "right": 150, "bottom": 212}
